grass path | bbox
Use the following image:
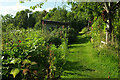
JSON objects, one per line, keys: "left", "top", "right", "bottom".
{"left": 61, "top": 32, "right": 118, "bottom": 78}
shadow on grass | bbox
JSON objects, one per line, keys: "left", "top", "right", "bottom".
{"left": 70, "top": 32, "right": 91, "bottom": 44}
{"left": 62, "top": 61, "right": 95, "bottom": 77}
{"left": 63, "top": 71, "right": 89, "bottom": 77}
{"left": 68, "top": 32, "right": 91, "bottom": 45}
{"left": 63, "top": 61, "right": 95, "bottom": 72}
{"left": 68, "top": 45, "right": 85, "bottom": 48}
{"left": 73, "top": 36, "right": 91, "bottom": 44}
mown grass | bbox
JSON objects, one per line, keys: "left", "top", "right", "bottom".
{"left": 61, "top": 29, "right": 118, "bottom": 78}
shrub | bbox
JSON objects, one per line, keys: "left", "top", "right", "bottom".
{"left": 34, "top": 21, "right": 42, "bottom": 30}
{"left": 2, "top": 28, "right": 68, "bottom": 79}
{"left": 89, "top": 16, "right": 106, "bottom": 47}
{"left": 67, "top": 28, "right": 78, "bottom": 44}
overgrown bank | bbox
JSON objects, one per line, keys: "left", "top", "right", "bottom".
{"left": 2, "top": 28, "right": 69, "bottom": 80}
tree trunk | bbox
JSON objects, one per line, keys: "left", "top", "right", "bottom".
{"left": 106, "top": 23, "right": 109, "bottom": 44}
{"left": 106, "top": 18, "right": 113, "bottom": 44}
{"left": 107, "top": 8, "right": 113, "bottom": 44}
{"left": 105, "top": 2, "right": 113, "bottom": 44}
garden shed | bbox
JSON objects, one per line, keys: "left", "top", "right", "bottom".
{"left": 41, "top": 20, "right": 70, "bottom": 30}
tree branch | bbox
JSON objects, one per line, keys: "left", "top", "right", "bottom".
{"left": 105, "top": 21, "right": 109, "bottom": 25}
{"left": 106, "top": 2, "right": 110, "bottom": 10}
{"left": 98, "top": 2, "right": 104, "bottom": 6}
{"left": 104, "top": 2, "right": 110, "bottom": 12}
{"left": 111, "top": 1, "right": 120, "bottom": 10}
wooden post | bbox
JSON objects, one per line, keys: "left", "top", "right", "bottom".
{"left": 106, "top": 20, "right": 110, "bottom": 44}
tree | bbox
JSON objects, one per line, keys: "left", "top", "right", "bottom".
{"left": 32, "top": 10, "right": 48, "bottom": 29}
{"left": 67, "top": 2, "right": 102, "bottom": 32}
{"left": 1, "top": 14, "right": 14, "bottom": 31}
{"left": 47, "top": 7, "right": 68, "bottom": 22}
{"left": 101, "top": 2, "right": 120, "bottom": 44}
{"left": 20, "top": 0, "right": 120, "bottom": 43}
{"left": 43, "top": 8, "right": 57, "bottom": 20}
{"left": 1, "top": 14, "right": 14, "bottom": 26}
{"left": 68, "top": 1, "right": 120, "bottom": 44}
{"left": 15, "top": 10, "right": 28, "bottom": 29}
{"left": 14, "top": 9, "right": 36, "bottom": 29}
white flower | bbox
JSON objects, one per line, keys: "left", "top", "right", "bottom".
{"left": 1, "top": 56, "right": 4, "bottom": 59}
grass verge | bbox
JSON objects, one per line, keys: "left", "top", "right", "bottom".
{"left": 61, "top": 29, "right": 118, "bottom": 78}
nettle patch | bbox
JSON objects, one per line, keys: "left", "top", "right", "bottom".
{"left": 2, "top": 28, "right": 68, "bottom": 80}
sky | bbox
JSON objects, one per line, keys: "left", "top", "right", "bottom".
{"left": 0, "top": 0, "right": 71, "bottom": 16}
{"left": 1, "top": 0, "right": 118, "bottom": 16}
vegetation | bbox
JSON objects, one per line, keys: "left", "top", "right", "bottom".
{"left": 2, "top": 28, "right": 68, "bottom": 79}
{"left": 61, "top": 28, "right": 118, "bottom": 78}
{"left": 1, "top": 1, "right": 120, "bottom": 79}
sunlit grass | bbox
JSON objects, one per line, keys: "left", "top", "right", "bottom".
{"left": 61, "top": 29, "right": 118, "bottom": 78}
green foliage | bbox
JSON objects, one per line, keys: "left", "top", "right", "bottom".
{"left": 43, "top": 8, "right": 57, "bottom": 20}
{"left": 10, "top": 68, "right": 20, "bottom": 78}
{"left": 113, "top": 15, "right": 120, "bottom": 41}
{"left": 49, "top": 7, "right": 68, "bottom": 22}
{"left": 81, "top": 27, "right": 88, "bottom": 33}
{"left": 30, "top": 3, "right": 44, "bottom": 10}
{"left": 62, "top": 31, "right": 118, "bottom": 78}
{"left": 15, "top": 10, "right": 28, "bottom": 29}
{"left": 89, "top": 16, "right": 106, "bottom": 46}
{"left": 67, "top": 28, "right": 78, "bottom": 44}
{"left": 2, "top": 1, "right": 120, "bottom": 79}
{"left": 32, "top": 11, "right": 43, "bottom": 22}
{"left": 1, "top": 9, "right": 48, "bottom": 30}
{"left": 2, "top": 28, "right": 68, "bottom": 79}
{"left": 88, "top": 10, "right": 119, "bottom": 60}
{"left": 34, "top": 21, "right": 42, "bottom": 30}
{"left": 1, "top": 14, "right": 14, "bottom": 31}
{"left": 44, "top": 28, "right": 67, "bottom": 47}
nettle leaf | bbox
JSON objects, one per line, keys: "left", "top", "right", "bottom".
{"left": 31, "top": 61, "right": 37, "bottom": 65}
{"left": 22, "top": 59, "right": 31, "bottom": 64}
{"left": 10, "top": 58, "right": 21, "bottom": 64}
{"left": 10, "top": 68, "right": 20, "bottom": 78}
{"left": 23, "top": 68, "right": 29, "bottom": 75}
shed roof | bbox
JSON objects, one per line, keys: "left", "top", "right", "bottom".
{"left": 41, "top": 20, "right": 70, "bottom": 26}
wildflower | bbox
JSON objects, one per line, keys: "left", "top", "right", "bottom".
{"left": 95, "top": 18, "right": 97, "bottom": 21}
{"left": 46, "top": 45, "right": 49, "bottom": 50}
{"left": 91, "top": 26, "right": 93, "bottom": 30}
{"left": 50, "top": 53, "right": 52, "bottom": 56}
{"left": 6, "top": 43, "right": 8, "bottom": 45}
{"left": 17, "top": 45, "right": 19, "bottom": 47}
{"left": 50, "top": 50, "right": 52, "bottom": 54}
{"left": 1, "top": 56, "right": 4, "bottom": 59}
{"left": 89, "top": 21, "right": 91, "bottom": 23}
{"left": 33, "top": 70, "right": 38, "bottom": 75}
{"left": 19, "top": 40, "right": 21, "bottom": 43}
{"left": 42, "top": 21, "right": 44, "bottom": 24}
{"left": 50, "top": 42, "right": 52, "bottom": 45}
{"left": 23, "top": 69, "right": 29, "bottom": 75}
{"left": 62, "top": 25, "right": 64, "bottom": 29}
